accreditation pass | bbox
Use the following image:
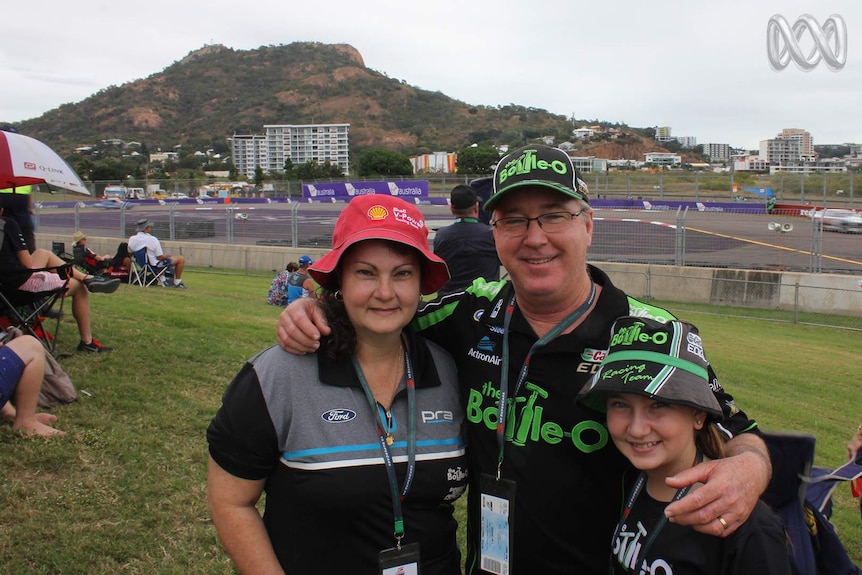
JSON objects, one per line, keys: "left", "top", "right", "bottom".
{"left": 480, "top": 491, "right": 511, "bottom": 575}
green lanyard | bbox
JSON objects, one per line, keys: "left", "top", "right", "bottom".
{"left": 494, "top": 283, "right": 597, "bottom": 477}
{"left": 612, "top": 451, "right": 703, "bottom": 572}
{"left": 351, "top": 338, "right": 417, "bottom": 549}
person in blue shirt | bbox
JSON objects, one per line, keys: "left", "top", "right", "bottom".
{"left": 287, "top": 255, "right": 316, "bottom": 304}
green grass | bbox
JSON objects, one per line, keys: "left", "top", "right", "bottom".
{"left": 0, "top": 271, "right": 860, "bottom": 573}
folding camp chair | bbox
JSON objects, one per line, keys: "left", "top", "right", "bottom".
{"left": 73, "top": 244, "right": 108, "bottom": 276}
{"left": 52, "top": 241, "right": 73, "bottom": 261}
{"left": 129, "top": 248, "right": 170, "bottom": 287}
{"left": 0, "top": 263, "right": 71, "bottom": 354}
{"left": 761, "top": 430, "right": 862, "bottom": 575}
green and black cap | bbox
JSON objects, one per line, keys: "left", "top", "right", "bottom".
{"left": 484, "top": 144, "right": 590, "bottom": 212}
{"left": 578, "top": 316, "right": 724, "bottom": 418}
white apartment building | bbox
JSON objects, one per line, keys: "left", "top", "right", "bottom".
{"left": 676, "top": 136, "right": 697, "bottom": 148}
{"left": 265, "top": 124, "right": 350, "bottom": 175}
{"left": 570, "top": 156, "right": 608, "bottom": 173}
{"left": 644, "top": 152, "right": 682, "bottom": 167}
{"left": 760, "top": 137, "right": 802, "bottom": 166}
{"left": 230, "top": 134, "right": 267, "bottom": 176}
{"left": 731, "top": 156, "right": 769, "bottom": 171}
{"left": 703, "top": 143, "right": 730, "bottom": 162}
{"left": 780, "top": 128, "right": 816, "bottom": 161}
{"left": 768, "top": 159, "right": 847, "bottom": 175}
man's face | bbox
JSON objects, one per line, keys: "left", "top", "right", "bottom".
{"left": 491, "top": 187, "right": 593, "bottom": 302}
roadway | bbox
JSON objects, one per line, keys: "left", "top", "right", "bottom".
{"left": 35, "top": 203, "right": 862, "bottom": 275}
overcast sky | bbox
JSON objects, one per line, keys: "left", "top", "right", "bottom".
{"left": 2, "top": 0, "right": 857, "bottom": 151}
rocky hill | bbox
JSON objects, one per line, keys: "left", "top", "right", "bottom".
{"left": 8, "top": 42, "right": 680, "bottom": 161}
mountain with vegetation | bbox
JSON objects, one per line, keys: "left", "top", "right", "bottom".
{"left": 8, "top": 42, "right": 679, "bottom": 164}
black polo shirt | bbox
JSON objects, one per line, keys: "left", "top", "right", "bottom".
{"left": 413, "top": 266, "right": 757, "bottom": 574}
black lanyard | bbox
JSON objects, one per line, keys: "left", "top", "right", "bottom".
{"left": 494, "top": 283, "right": 597, "bottom": 477}
{"left": 612, "top": 451, "right": 704, "bottom": 572}
{"left": 352, "top": 338, "right": 417, "bottom": 548}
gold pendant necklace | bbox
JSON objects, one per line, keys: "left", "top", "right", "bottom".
{"left": 385, "top": 410, "right": 394, "bottom": 445}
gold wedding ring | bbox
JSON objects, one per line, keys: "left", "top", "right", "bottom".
{"left": 717, "top": 515, "right": 729, "bottom": 530}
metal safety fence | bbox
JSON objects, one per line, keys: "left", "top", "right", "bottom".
{"left": 34, "top": 201, "right": 862, "bottom": 275}
{"left": 34, "top": 201, "right": 862, "bottom": 331}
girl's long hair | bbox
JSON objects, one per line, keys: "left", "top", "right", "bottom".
{"left": 697, "top": 423, "right": 727, "bottom": 460}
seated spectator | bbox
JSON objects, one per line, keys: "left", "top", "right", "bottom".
{"left": 107, "top": 242, "right": 132, "bottom": 279}
{"left": 0, "top": 185, "right": 36, "bottom": 252}
{"left": 1, "top": 208, "right": 119, "bottom": 353}
{"left": 0, "top": 332, "right": 64, "bottom": 436}
{"left": 72, "top": 231, "right": 111, "bottom": 274}
{"left": 267, "top": 262, "right": 299, "bottom": 307}
{"left": 287, "top": 255, "right": 315, "bottom": 304}
{"left": 128, "top": 219, "right": 187, "bottom": 289}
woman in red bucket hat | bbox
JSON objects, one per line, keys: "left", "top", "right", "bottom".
{"left": 207, "top": 194, "right": 467, "bottom": 574}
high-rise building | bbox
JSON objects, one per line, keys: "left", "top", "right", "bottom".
{"left": 703, "top": 143, "right": 730, "bottom": 162}
{"left": 655, "top": 126, "right": 675, "bottom": 144}
{"left": 230, "top": 124, "right": 350, "bottom": 177}
{"left": 230, "top": 134, "right": 267, "bottom": 177}
{"left": 760, "top": 137, "right": 802, "bottom": 165}
{"left": 265, "top": 124, "right": 350, "bottom": 175}
{"left": 780, "top": 128, "right": 815, "bottom": 161}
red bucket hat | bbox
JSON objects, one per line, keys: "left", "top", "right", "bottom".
{"left": 309, "top": 194, "right": 450, "bottom": 295}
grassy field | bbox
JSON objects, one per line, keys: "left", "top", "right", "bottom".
{"left": 1, "top": 271, "right": 860, "bottom": 573}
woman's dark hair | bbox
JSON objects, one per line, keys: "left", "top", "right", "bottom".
{"left": 110, "top": 242, "right": 130, "bottom": 269}
{"left": 318, "top": 289, "right": 356, "bottom": 360}
{"left": 286, "top": 262, "right": 299, "bottom": 273}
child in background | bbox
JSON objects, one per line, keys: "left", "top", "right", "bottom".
{"left": 579, "top": 316, "right": 790, "bottom": 574}
{"left": 266, "top": 262, "right": 299, "bottom": 306}
{"left": 0, "top": 333, "right": 64, "bottom": 437}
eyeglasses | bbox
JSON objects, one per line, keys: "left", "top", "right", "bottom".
{"left": 491, "top": 210, "right": 585, "bottom": 237}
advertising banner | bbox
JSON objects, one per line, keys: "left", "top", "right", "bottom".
{"left": 302, "top": 181, "right": 428, "bottom": 200}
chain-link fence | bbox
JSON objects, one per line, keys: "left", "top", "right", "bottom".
{"left": 34, "top": 200, "right": 862, "bottom": 331}
{"left": 61, "top": 170, "right": 861, "bottom": 206}
{"left": 34, "top": 201, "right": 862, "bottom": 275}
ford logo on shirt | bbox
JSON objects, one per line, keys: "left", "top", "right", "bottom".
{"left": 321, "top": 409, "right": 357, "bottom": 423}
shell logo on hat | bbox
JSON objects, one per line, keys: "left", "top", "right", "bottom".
{"left": 367, "top": 205, "right": 389, "bottom": 220}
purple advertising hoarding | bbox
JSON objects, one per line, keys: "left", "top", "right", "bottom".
{"left": 595, "top": 199, "right": 767, "bottom": 214}
{"left": 302, "top": 181, "right": 428, "bottom": 201}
